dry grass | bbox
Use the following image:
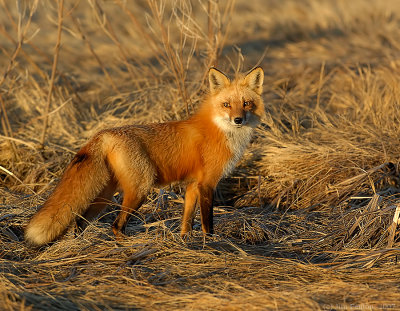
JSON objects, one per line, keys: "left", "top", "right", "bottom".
{"left": 2, "top": 0, "right": 400, "bottom": 309}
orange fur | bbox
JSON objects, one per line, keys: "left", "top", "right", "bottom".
{"left": 25, "top": 67, "right": 265, "bottom": 246}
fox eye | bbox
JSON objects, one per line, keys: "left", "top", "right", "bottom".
{"left": 223, "top": 102, "right": 231, "bottom": 108}
{"left": 243, "top": 101, "right": 251, "bottom": 107}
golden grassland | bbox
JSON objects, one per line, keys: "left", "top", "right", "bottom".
{"left": 2, "top": 0, "right": 400, "bottom": 309}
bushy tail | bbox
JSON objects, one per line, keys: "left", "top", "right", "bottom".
{"left": 25, "top": 140, "right": 110, "bottom": 246}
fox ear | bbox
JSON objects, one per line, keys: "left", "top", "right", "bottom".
{"left": 209, "top": 67, "right": 230, "bottom": 93}
{"left": 244, "top": 66, "right": 264, "bottom": 95}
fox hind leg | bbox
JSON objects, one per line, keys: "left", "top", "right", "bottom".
{"left": 112, "top": 190, "right": 147, "bottom": 237}
{"left": 107, "top": 153, "right": 153, "bottom": 238}
{"left": 105, "top": 139, "right": 156, "bottom": 239}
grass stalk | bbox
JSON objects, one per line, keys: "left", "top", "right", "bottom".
{"left": 72, "top": 17, "right": 119, "bottom": 94}
{"left": 40, "top": 0, "right": 64, "bottom": 148}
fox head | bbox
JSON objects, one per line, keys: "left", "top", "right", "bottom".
{"left": 208, "top": 66, "right": 265, "bottom": 131}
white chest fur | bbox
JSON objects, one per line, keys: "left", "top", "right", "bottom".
{"left": 222, "top": 126, "right": 253, "bottom": 176}
{"left": 212, "top": 115, "right": 255, "bottom": 177}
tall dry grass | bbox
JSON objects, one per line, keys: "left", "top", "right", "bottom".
{"left": 2, "top": 0, "right": 400, "bottom": 310}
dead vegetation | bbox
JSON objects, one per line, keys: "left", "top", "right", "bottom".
{"left": 2, "top": 0, "right": 400, "bottom": 309}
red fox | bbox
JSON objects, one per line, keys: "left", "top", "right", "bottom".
{"left": 25, "top": 66, "right": 265, "bottom": 246}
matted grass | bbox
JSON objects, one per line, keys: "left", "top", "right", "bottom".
{"left": 2, "top": 0, "right": 400, "bottom": 309}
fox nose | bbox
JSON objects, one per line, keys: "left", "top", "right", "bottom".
{"left": 234, "top": 117, "right": 243, "bottom": 125}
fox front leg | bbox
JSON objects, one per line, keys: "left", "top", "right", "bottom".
{"left": 199, "top": 185, "right": 214, "bottom": 235}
